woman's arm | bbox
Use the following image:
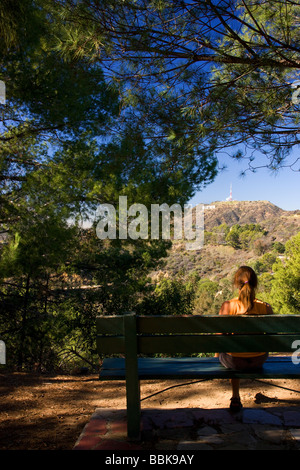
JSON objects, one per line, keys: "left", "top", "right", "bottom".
{"left": 219, "top": 301, "right": 231, "bottom": 316}
{"left": 215, "top": 301, "right": 231, "bottom": 357}
{"left": 265, "top": 303, "right": 274, "bottom": 315}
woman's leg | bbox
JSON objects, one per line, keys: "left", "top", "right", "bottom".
{"left": 219, "top": 353, "right": 268, "bottom": 411}
{"left": 219, "top": 354, "right": 242, "bottom": 410}
{"left": 229, "top": 378, "right": 242, "bottom": 411}
{"left": 231, "top": 378, "right": 240, "bottom": 399}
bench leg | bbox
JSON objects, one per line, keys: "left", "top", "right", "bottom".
{"left": 124, "top": 313, "right": 141, "bottom": 440}
{"left": 126, "top": 376, "right": 141, "bottom": 440}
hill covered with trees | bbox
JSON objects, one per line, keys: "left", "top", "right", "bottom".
{"left": 148, "top": 200, "right": 300, "bottom": 316}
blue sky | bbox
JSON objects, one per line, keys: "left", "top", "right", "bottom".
{"left": 189, "top": 149, "right": 300, "bottom": 211}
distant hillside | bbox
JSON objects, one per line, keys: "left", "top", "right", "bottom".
{"left": 152, "top": 200, "right": 300, "bottom": 282}
{"left": 203, "top": 200, "right": 292, "bottom": 228}
{"left": 201, "top": 200, "right": 299, "bottom": 243}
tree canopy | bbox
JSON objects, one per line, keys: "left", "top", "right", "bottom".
{"left": 0, "top": 0, "right": 299, "bottom": 371}
{"left": 56, "top": 0, "right": 300, "bottom": 172}
{"left": 0, "top": 0, "right": 217, "bottom": 370}
{"left": 271, "top": 232, "right": 300, "bottom": 315}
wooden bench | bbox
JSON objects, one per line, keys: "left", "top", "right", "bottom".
{"left": 96, "top": 313, "right": 300, "bottom": 439}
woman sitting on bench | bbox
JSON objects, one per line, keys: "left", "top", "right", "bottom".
{"left": 217, "top": 265, "right": 274, "bottom": 412}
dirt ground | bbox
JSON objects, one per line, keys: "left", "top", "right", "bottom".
{"left": 1, "top": 370, "right": 300, "bottom": 450}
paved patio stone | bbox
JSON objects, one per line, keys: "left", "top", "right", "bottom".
{"left": 73, "top": 406, "right": 300, "bottom": 451}
{"left": 242, "top": 409, "right": 282, "bottom": 425}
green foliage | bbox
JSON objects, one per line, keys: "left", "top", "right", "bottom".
{"left": 225, "top": 224, "right": 266, "bottom": 250}
{"left": 272, "top": 242, "right": 285, "bottom": 254}
{"left": 251, "top": 252, "right": 278, "bottom": 275}
{"left": 0, "top": 0, "right": 119, "bottom": 231}
{"left": 58, "top": 0, "right": 300, "bottom": 170}
{"left": 192, "top": 277, "right": 235, "bottom": 315}
{"left": 1, "top": 0, "right": 299, "bottom": 372}
{"left": 0, "top": 0, "right": 220, "bottom": 371}
{"left": 193, "top": 279, "right": 220, "bottom": 315}
{"left": 270, "top": 233, "right": 300, "bottom": 314}
{"left": 225, "top": 225, "right": 242, "bottom": 249}
{"left": 204, "top": 222, "right": 267, "bottom": 250}
{"left": 0, "top": 208, "right": 78, "bottom": 369}
{"left": 137, "top": 278, "right": 195, "bottom": 316}
{"left": 257, "top": 273, "right": 274, "bottom": 301}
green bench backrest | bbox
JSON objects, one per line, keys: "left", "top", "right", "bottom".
{"left": 96, "top": 313, "right": 300, "bottom": 355}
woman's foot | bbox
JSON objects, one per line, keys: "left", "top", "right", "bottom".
{"left": 230, "top": 397, "right": 243, "bottom": 412}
